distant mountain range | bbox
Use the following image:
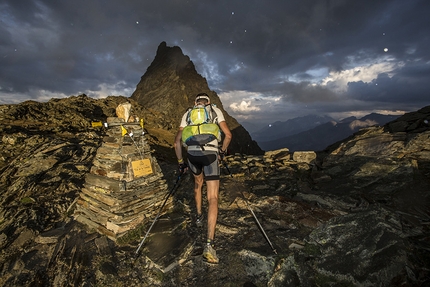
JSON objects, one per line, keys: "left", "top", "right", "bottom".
{"left": 251, "top": 115, "right": 335, "bottom": 141}
{"left": 253, "top": 113, "right": 401, "bottom": 152}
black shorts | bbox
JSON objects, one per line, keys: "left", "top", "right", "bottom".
{"left": 187, "top": 150, "right": 220, "bottom": 181}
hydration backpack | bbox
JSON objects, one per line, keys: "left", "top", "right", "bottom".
{"left": 181, "top": 104, "right": 221, "bottom": 147}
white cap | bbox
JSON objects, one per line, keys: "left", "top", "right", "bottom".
{"left": 195, "top": 93, "right": 210, "bottom": 103}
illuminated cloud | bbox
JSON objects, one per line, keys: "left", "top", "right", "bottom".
{"left": 230, "top": 100, "right": 260, "bottom": 112}
{"left": 320, "top": 57, "right": 404, "bottom": 93}
{"left": 86, "top": 82, "right": 134, "bottom": 98}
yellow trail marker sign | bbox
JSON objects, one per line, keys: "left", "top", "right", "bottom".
{"left": 132, "top": 159, "right": 153, "bottom": 177}
{"left": 91, "top": 121, "right": 103, "bottom": 127}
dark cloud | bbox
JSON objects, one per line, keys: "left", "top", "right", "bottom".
{"left": 278, "top": 81, "right": 339, "bottom": 103}
{"left": 348, "top": 62, "right": 430, "bottom": 104}
{"left": 0, "top": 0, "right": 429, "bottom": 123}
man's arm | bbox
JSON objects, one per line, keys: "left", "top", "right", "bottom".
{"left": 218, "top": 121, "right": 232, "bottom": 153}
{"left": 174, "top": 127, "right": 184, "bottom": 162}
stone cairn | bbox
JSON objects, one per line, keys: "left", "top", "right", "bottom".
{"left": 74, "top": 103, "right": 170, "bottom": 241}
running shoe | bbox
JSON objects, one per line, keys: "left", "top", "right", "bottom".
{"left": 203, "top": 244, "right": 219, "bottom": 264}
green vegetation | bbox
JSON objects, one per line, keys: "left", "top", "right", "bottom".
{"left": 20, "top": 197, "right": 35, "bottom": 205}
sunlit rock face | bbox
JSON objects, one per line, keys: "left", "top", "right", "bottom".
{"left": 130, "top": 41, "right": 263, "bottom": 155}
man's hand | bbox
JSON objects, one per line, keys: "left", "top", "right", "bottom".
{"left": 218, "top": 148, "right": 226, "bottom": 161}
{"left": 178, "top": 162, "right": 188, "bottom": 175}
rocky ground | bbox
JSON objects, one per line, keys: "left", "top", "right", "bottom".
{"left": 0, "top": 97, "right": 429, "bottom": 286}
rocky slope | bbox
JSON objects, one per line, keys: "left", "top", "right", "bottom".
{"left": 131, "top": 42, "right": 263, "bottom": 155}
{"left": 0, "top": 95, "right": 429, "bottom": 286}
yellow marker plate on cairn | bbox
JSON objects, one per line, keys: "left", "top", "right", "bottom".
{"left": 132, "top": 159, "right": 153, "bottom": 177}
{"left": 91, "top": 121, "right": 103, "bottom": 127}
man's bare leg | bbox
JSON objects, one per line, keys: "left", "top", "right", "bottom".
{"left": 194, "top": 173, "right": 204, "bottom": 216}
{"left": 206, "top": 179, "right": 219, "bottom": 240}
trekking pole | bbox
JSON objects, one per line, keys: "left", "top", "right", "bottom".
{"left": 134, "top": 173, "right": 183, "bottom": 258}
{"left": 91, "top": 121, "right": 142, "bottom": 128}
{"left": 120, "top": 125, "right": 144, "bottom": 159}
{"left": 221, "top": 160, "right": 277, "bottom": 255}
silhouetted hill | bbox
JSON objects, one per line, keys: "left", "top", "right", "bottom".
{"left": 251, "top": 114, "right": 335, "bottom": 142}
{"left": 259, "top": 113, "right": 400, "bottom": 151}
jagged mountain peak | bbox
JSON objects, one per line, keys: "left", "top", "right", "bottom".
{"left": 131, "top": 42, "right": 263, "bottom": 155}
{"left": 131, "top": 41, "right": 212, "bottom": 114}
{"left": 150, "top": 41, "right": 194, "bottom": 73}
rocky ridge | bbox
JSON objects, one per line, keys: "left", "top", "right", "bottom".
{"left": 0, "top": 95, "right": 429, "bottom": 286}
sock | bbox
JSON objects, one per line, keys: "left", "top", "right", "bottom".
{"left": 207, "top": 239, "right": 214, "bottom": 246}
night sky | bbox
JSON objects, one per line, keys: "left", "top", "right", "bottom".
{"left": 1, "top": 0, "right": 429, "bottom": 128}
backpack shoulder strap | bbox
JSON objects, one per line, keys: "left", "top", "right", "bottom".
{"left": 185, "top": 107, "right": 193, "bottom": 124}
{"left": 205, "top": 104, "right": 218, "bottom": 124}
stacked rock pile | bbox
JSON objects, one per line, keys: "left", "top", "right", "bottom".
{"left": 74, "top": 114, "right": 170, "bottom": 241}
